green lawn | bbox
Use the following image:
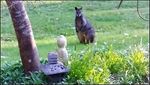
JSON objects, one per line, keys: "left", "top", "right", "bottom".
{"left": 1, "top": 1, "right": 149, "bottom": 65}
{"left": 0, "top": 1, "right": 149, "bottom": 84}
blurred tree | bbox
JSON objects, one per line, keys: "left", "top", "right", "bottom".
{"left": 5, "top": 0, "right": 40, "bottom": 74}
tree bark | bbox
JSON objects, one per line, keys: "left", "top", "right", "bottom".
{"left": 5, "top": 0, "right": 40, "bottom": 74}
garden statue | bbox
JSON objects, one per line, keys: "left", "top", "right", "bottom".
{"left": 40, "top": 35, "right": 69, "bottom": 83}
{"left": 40, "top": 52, "right": 69, "bottom": 83}
{"left": 56, "top": 35, "right": 69, "bottom": 66}
{"left": 48, "top": 52, "right": 58, "bottom": 64}
{"left": 41, "top": 52, "right": 68, "bottom": 75}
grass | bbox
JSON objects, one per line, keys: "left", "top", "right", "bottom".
{"left": 1, "top": 46, "right": 149, "bottom": 84}
{"left": 1, "top": 1, "right": 149, "bottom": 84}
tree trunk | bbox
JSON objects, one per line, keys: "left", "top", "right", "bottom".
{"left": 5, "top": 0, "right": 40, "bottom": 74}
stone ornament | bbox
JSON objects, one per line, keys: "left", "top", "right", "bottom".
{"left": 56, "top": 35, "right": 69, "bottom": 66}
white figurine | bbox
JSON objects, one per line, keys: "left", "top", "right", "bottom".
{"left": 56, "top": 35, "right": 68, "bottom": 66}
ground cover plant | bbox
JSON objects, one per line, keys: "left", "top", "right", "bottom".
{"left": 1, "top": 45, "right": 149, "bottom": 84}
{"left": 1, "top": 1, "right": 149, "bottom": 84}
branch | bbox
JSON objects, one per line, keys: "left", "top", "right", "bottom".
{"left": 117, "top": 0, "right": 123, "bottom": 9}
{"left": 136, "top": 0, "right": 149, "bottom": 21}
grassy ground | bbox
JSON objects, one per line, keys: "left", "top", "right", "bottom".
{"left": 1, "top": 1, "right": 149, "bottom": 65}
{"left": 1, "top": 1, "right": 149, "bottom": 83}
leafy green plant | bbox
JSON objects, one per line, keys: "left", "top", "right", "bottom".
{"left": 66, "top": 45, "right": 149, "bottom": 84}
{"left": 1, "top": 61, "right": 47, "bottom": 84}
{"left": 1, "top": 46, "right": 149, "bottom": 84}
{"left": 120, "top": 48, "right": 149, "bottom": 84}
{"left": 105, "top": 47, "right": 126, "bottom": 74}
{"left": 68, "top": 48, "right": 110, "bottom": 84}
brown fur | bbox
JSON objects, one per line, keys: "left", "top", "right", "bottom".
{"left": 75, "top": 7, "right": 95, "bottom": 44}
{"left": 77, "top": 31, "right": 85, "bottom": 43}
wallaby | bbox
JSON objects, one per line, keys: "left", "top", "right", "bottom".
{"left": 75, "top": 7, "right": 95, "bottom": 44}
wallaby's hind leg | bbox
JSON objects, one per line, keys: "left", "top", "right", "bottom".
{"left": 90, "top": 35, "right": 94, "bottom": 43}
{"left": 84, "top": 35, "right": 90, "bottom": 44}
{"left": 77, "top": 32, "right": 85, "bottom": 43}
{"left": 87, "top": 32, "right": 95, "bottom": 43}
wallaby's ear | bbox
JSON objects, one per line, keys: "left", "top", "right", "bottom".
{"left": 75, "top": 7, "right": 77, "bottom": 10}
{"left": 80, "top": 7, "right": 82, "bottom": 10}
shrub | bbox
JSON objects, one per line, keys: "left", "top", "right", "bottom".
{"left": 68, "top": 48, "right": 110, "bottom": 84}
{"left": 120, "top": 49, "right": 149, "bottom": 84}
{"left": 1, "top": 45, "right": 149, "bottom": 84}
{"left": 67, "top": 45, "right": 149, "bottom": 84}
{"left": 105, "top": 49, "right": 126, "bottom": 74}
{"left": 1, "top": 61, "right": 47, "bottom": 84}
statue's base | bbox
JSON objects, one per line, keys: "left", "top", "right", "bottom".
{"left": 40, "top": 63, "right": 69, "bottom": 83}
{"left": 47, "top": 73, "right": 68, "bottom": 83}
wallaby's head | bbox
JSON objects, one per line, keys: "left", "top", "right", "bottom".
{"left": 75, "top": 7, "right": 82, "bottom": 17}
